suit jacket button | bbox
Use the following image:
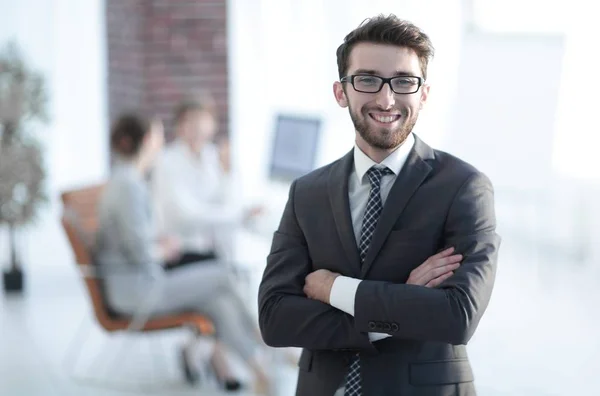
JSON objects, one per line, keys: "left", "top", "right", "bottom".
{"left": 368, "top": 321, "right": 377, "bottom": 330}
{"left": 375, "top": 322, "right": 384, "bottom": 331}
{"left": 383, "top": 323, "right": 391, "bottom": 332}
{"left": 391, "top": 323, "right": 399, "bottom": 332}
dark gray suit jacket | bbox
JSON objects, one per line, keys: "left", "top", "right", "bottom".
{"left": 258, "top": 136, "right": 500, "bottom": 396}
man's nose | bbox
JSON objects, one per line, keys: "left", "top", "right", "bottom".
{"left": 375, "top": 83, "right": 396, "bottom": 110}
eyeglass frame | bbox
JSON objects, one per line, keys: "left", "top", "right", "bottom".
{"left": 340, "top": 74, "right": 425, "bottom": 95}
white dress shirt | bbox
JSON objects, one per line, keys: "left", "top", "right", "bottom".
{"left": 152, "top": 140, "right": 244, "bottom": 255}
{"left": 329, "top": 132, "right": 415, "bottom": 341}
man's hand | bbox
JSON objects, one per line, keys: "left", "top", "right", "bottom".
{"left": 304, "top": 269, "right": 340, "bottom": 304}
{"left": 407, "top": 247, "right": 462, "bottom": 287}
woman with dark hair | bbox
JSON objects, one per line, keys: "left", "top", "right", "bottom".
{"left": 94, "top": 113, "right": 271, "bottom": 394}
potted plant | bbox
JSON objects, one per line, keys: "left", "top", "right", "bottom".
{"left": 0, "top": 41, "right": 49, "bottom": 293}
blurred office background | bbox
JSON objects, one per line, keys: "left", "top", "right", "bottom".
{"left": 1, "top": 0, "right": 599, "bottom": 395}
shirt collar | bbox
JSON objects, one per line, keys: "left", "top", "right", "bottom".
{"left": 353, "top": 132, "right": 415, "bottom": 183}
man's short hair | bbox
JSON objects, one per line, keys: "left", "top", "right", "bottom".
{"left": 336, "top": 14, "right": 435, "bottom": 80}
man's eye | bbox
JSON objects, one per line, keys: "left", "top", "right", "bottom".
{"left": 356, "top": 77, "right": 378, "bottom": 85}
{"left": 394, "top": 79, "right": 414, "bottom": 86}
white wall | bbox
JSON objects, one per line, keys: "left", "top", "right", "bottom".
{"left": 0, "top": 0, "right": 108, "bottom": 268}
{"left": 0, "top": 0, "right": 108, "bottom": 196}
{"left": 445, "top": 31, "right": 565, "bottom": 190}
{"left": 552, "top": 1, "right": 600, "bottom": 269}
{"left": 443, "top": 29, "right": 600, "bottom": 267}
{"left": 50, "top": 0, "right": 109, "bottom": 191}
{"left": 552, "top": 3, "right": 600, "bottom": 182}
{"left": 228, "top": 0, "right": 465, "bottom": 210}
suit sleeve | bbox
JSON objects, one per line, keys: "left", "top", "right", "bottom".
{"left": 354, "top": 172, "right": 501, "bottom": 345}
{"left": 258, "top": 180, "right": 376, "bottom": 352}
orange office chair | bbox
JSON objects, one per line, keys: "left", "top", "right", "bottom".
{"left": 60, "top": 183, "right": 215, "bottom": 391}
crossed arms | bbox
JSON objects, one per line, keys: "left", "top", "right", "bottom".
{"left": 257, "top": 172, "right": 500, "bottom": 350}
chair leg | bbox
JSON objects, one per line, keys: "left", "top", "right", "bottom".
{"left": 104, "top": 331, "right": 138, "bottom": 374}
{"left": 62, "top": 315, "right": 92, "bottom": 375}
{"left": 62, "top": 317, "right": 185, "bottom": 392}
{"left": 148, "top": 331, "right": 172, "bottom": 380}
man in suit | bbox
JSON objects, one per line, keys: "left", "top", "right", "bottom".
{"left": 257, "top": 14, "right": 500, "bottom": 396}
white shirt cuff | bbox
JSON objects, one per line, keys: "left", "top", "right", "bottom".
{"left": 329, "top": 276, "right": 361, "bottom": 316}
{"left": 329, "top": 276, "right": 392, "bottom": 343}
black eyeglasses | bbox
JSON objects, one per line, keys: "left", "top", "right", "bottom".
{"left": 340, "top": 74, "right": 424, "bottom": 94}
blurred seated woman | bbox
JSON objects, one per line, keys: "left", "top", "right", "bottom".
{"left": 94, "top": 113, "right": 271, "bottom": 393}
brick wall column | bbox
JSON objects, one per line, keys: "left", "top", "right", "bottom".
{"left": 106, "top": 0, "right": 229, "bottom": 138}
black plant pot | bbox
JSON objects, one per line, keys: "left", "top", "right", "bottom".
{"left": 2, "top": 223, "right": 24, "bottom": 294}
{"left": 3, "top": 267, "right": 23, "bottom": 293}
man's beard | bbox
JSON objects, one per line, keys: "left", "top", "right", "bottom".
{"left": 349, "top": 105, "right": 417, "bottom": 150}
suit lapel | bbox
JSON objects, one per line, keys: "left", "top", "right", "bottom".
{"left": 328, "top": 149, "right": 361, "bottom": 277}
{"left": 360, "top": 136, "right": 434, "bottom": 278}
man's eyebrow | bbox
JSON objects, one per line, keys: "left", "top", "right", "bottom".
{"left": 351, "top": 69, "right": 419, "bottom": 77}
{"left": 393, "top": 71, "right": 416, "bottom": 77}
{"left": 352, "top": 69, "right": 379, "bottom": 75}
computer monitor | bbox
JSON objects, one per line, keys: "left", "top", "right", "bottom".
{"left": 268, "top": 114, "right": 321, "bottom": 182}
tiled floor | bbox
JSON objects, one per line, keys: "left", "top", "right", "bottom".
{"left": 1, "top": 206, "right": 599, "bottom": 395}
{"left": 0, "top": 209, "right": 298, "bottom": 396}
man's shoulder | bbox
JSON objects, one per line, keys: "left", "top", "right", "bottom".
{"left": 413, "top": 135, "right": 490, "bottom": 187}
{"left": 426, "top": 146, "right": 494, "bottom": 194}
{"left": 432, "top": 148, "right": 478, "bottom": 173}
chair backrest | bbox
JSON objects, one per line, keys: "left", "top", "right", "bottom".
{"left": 60, "top": 183, "right": 216, "bottom": 335}
{"left": 61, "top": 184, "right": 105, "bottom": 238}
{"left": 60, "top": 183, "right": 118, "bottom": 328}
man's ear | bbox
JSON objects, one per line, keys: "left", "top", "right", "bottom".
{"left": 419, "top": 83, "right": 430, "bottom": 109}
{"left": 333, "top": 81, "right": 348, "bottom": 108}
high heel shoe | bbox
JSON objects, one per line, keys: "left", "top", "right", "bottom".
{"left": 221, "top": 377, "right": 242, "bottom": 392}
{"left": 179, "top": 346, "right": 200, "bottom": 385}
{"left": 204, "top": 362, "right": 242, "bottom": 391}
{"left": 209, "top": 343, "right": 242, "bottom": 391}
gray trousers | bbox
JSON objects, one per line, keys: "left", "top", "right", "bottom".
{"left": 106, "top": 262, "right": 260, "bottom": 361}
